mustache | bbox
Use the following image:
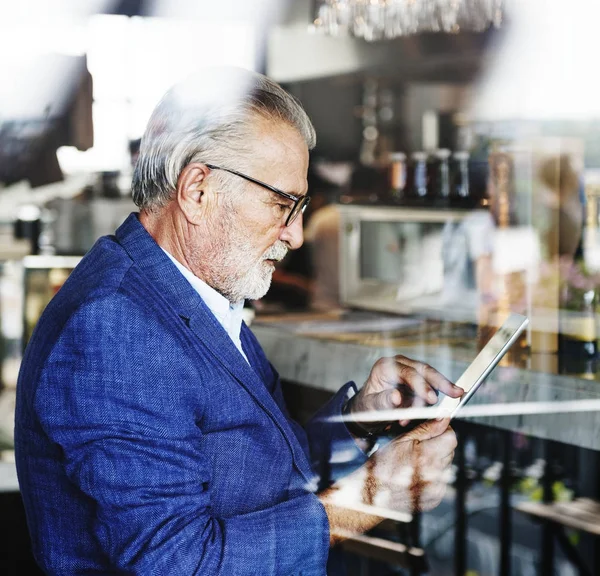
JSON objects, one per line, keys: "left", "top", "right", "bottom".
{"left": 263, "top": 241, "right": 288, "bottom": 262}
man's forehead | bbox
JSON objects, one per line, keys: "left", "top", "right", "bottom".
{"left": 246, "top": 119, "right": 309, "bottom": 190}
{"left": 250, "top": 116, "right": 306, "bottom": 150}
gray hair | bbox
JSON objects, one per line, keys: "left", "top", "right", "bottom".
{"left": 132, "top": 67, "right": 316, "bottom": 211}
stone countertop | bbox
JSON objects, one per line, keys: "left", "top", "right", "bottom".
{"left": 251, "top": 314, "right": 600, "bottom": 452}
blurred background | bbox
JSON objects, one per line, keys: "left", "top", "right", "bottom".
{"left": 2, "top": 1, "right": 600, "bottom": 574}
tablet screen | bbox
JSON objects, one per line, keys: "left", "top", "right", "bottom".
{"left": 436, "top": 313, "right": 529, "bottom": 417}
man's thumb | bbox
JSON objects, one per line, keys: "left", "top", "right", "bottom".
{"left": 372, "top": 388, "right": 402, "bottom": 411}
{"left": 403, "top": 417, "right": 450, "bottom": 442}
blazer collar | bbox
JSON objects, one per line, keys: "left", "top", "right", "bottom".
{"left": 115, "top": 213, "right": 315, "bottom": 483}
{"left": 115, "top": 212, "right": 206, "bottom": 320}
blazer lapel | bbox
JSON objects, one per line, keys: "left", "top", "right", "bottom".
{"left": 115, "top": 213, "right": 314, "bottom": 483}
{"left": 186, "top": 312, "right": 315, "bottom": 484}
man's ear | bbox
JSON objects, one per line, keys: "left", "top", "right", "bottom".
{"left": 176, "top": 163, "right": 211, "bottom": 224}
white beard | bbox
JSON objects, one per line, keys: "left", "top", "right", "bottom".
{"left": 227, "top": 241, "right": 288, "bottom": 301}
{"left": 201, "top": 212, "right": 289, "bottom": 303}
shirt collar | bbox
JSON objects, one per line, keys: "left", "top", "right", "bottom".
{"left": 160, "top": 248, "right": 244, "bottom": 338}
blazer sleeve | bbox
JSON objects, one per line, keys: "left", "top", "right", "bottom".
{"left": 34, "top": 295, "right": 329, "bottom": 576}
{"left": 302, "top": 382, "right": 370, "bottom": 488}
{"left": 265, "top": 361, "right": 369, "bottom": 490}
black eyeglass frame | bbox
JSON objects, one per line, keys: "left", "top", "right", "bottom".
{"left": 204, "top": 163, "right": 310, "bottom": 227}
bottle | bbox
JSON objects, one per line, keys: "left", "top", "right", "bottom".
{"left": 428, "top": 148, "right": 451, "bottom": 205}
{"left": 558, "top": 273, "right": 597, "bottom": 378}
{"left": 407, "top": 151, "right": 428, "bottom": 202}
{"left": 451, "top": 151, "right": 470, "bottom": 205}
{"left": 388, "top": 152, "right": 407, "bottom": 202}
{"left": 478, "top": 148, "right": 530, "bottom": 368}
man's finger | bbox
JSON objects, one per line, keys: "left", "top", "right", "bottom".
{"left": 420, "top": 426, "right": 458, "bottom": 457}
{"left": 394, "top": 355, "right": 463, "bottom": 398}
{"left": 395, "top": 364, "right": 438, "bottom": 405}
{"left": 420, "top": 433, "right": 457, "bottom": 462}
{"left": 440, "top": 453, "right": 455, "bottom": 468}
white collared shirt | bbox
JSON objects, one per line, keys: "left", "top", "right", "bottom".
{"left": 161, "top": 248, "right": 249, "bottom": 363}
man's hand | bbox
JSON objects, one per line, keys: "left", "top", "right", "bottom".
{"left": 320, "top": 418, "right": 457, "bottom": 544}
{"left": 371, "top": 418, "right": 457, "bottom": 512}
{"left": 347, "top": 355, "right": 463, "bottom": 434}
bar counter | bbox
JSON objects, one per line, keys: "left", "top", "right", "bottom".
{"left": 251, "top": 311, "right": 600, "bottom": 452}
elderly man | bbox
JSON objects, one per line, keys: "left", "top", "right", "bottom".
{"left": 15, "top": 68, "right": 461, "bottom": 575}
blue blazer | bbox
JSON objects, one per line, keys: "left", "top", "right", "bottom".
{"left": 15, "top": 214, "right": 365, "bottom": 575}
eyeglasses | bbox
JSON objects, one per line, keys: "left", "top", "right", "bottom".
{"left": 204, "top": 163, "right": 310, "bottom": 227}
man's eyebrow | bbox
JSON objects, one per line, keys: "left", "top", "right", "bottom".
{"left": 269, "top": 187, "right": 306, "bottom": 200}
{"left": 268, "top": 195, "right": 294, "bottom": 204}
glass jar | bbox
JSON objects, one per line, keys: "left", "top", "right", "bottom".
{"left": 451, "top": 151, "right": 470, "bottom": 202}
{"left": 407, "top": 151, "right": 428, "bottom": 201}
{"left": 559, "top": 277, "right": 598, "bottom": 377}
{"left": 388, "top": 152, "right": 407, "bottom": 201}
{"left": 428, "top": 148, "right": 451, "bottom": 202}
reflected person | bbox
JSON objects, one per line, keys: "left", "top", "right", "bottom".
{"left": 15, "top": 67, "right": 462, "bottom": 575}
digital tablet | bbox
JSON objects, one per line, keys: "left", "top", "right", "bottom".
{"left": 386, "top": 313, "right": 529, "bottom": 434}
{"left": 435, "top": 312, "right": 529, "bottom": 418}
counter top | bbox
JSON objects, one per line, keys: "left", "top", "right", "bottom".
{"left": 251, "top": 312, "right": 600, "bottom": 451}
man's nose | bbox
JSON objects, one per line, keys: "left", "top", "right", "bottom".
{"left": 279, "top": 213, "right": 304, "bottom": 250}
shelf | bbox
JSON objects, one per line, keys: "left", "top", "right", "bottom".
{"left": 515, "top": 498, "right": 600, "bottom": 536}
